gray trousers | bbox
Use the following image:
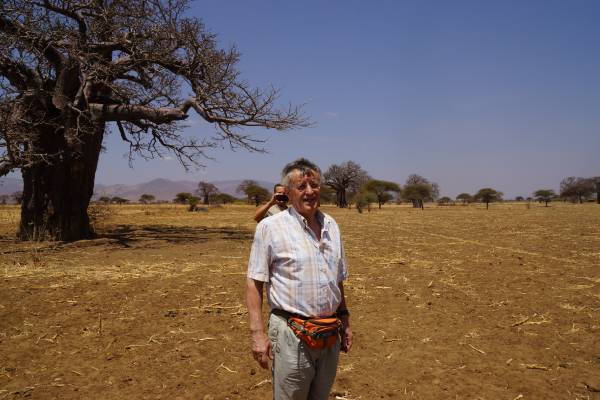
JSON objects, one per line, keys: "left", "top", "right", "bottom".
{"left": 268, "top": 313, "right": 340, "bottom": 400}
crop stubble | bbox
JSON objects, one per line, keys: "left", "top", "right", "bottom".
{"left": 0, "top": 203, "right": 599, "bottom": 399}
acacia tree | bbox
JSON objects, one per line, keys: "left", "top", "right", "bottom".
{"left": 474, "top": 188, "right": 503, "bottom": 210}
{"left": 196, "top": 181, "right": 218, "bottom": 205}
{"left": 456, "top": 193, "right": 472, "bottom": 204}
{"left": 111, "top": 196, "right": 129, "bottom": 205}
{"left": 533, "top": 189, "right": 555, "bottom": 207}
{"left": 173, "top": 192, "right": 192, "bottom": 204}
{"left": 212, "top": 193, "right": 236, "bottom": 205}
{"left": 0, "top": 0, "right": 306, "bottom": 241}
{"left": 237, "top": 180, "right": 269, "bottom": 206}
{"left": 323, "top": 161, "right": 370, "bottom": 208}
{"left": 353, "top": 190, "right": 377, "bottom": 214}
{"left": 363, "top": 179, "right": 401, "bottom": 209}
{"left": 138, "top": 193, "right": 155, "bottom": 204}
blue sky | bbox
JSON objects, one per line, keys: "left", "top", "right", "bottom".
{"left": 91, "top": 1, "right": 599, "bottom": 198}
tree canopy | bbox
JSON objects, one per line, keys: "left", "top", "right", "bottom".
{"left": 560, "top": 177, "right": 595, "bottom": 204}
{"left": 173, "top": 192, "right": 192, "bottom": 204}
{"left": 196, "top": 181, "right": 219, "bottom": 205}
{"left": 474, "top": 188, "right": 503, "bottom": 209}
{"left": 0, "top": 0, "right": 306, "bottom": 240}
{"left": 456, "top": 193, "right": 472, "bottom": 204}
{"left": 402, "top": 174, "right": 438, "bottom": 209}
{"left": 237, "top": 180, "right": 269, "bottom": 206}
{"left": 533, "top": 189, "right": 555, "bottom": 207}
{"left": 363, "top": 179, "right": 401, "bottom": 209}
{"left": 138, "top": 193, "right": 155, "bottom": 204}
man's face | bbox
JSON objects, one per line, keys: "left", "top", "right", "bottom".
{"left": 274, "top": 185, "right": 288, "bottom": 206}
{"left": 288, "top": 170, "right": 321, "bottom": 218}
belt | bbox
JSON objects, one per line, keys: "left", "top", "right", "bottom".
{"left": 271, "top": 308, "right": 337, "bottom": 320}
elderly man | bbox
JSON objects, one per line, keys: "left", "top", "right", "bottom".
{"left": 246, "top": 158, "right": 353, "bottom": 400}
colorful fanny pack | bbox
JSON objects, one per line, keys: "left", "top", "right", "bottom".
{"left": 273, "top": 309, "right": 341, "bottom": 349}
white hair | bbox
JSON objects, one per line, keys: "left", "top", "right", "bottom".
{"left": 281, "top": 158, "right": 321, "bottom": 188}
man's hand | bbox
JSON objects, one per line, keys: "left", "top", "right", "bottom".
{"left": 340, "top": 319, "right": 353, "bottom": 353}
{"left": 251, "top": 330, "right": 273, "bottom": 369}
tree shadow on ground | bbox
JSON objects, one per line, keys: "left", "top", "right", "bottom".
{"left": 96, "top": 224, "right": 254, "bottom": 248}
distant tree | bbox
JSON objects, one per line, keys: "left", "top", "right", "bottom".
{"left": 474, "top": 188, "right": 503, "bottom": 210}
{"left": 187, "top": 196, "right": 201, "bottom": 212}
{"left": 0, "top": 194, "right": 8, "bottom": 205}
{"left": 515, "top": 196, "right": 525, "bottom": 202}
{"left": 354, "top": 190, "right": 377, "bottom": 214}
{"left": 533, "top": 189, "right": 555, "bottom": 207}
{"left": 591, "top": 177, "right": 600, "bottom": 204}
{"left": 402, "top": 175, "right": 438, "bottom": 208}
{"left": 211, "top": 193, "right": 237, "bottom": 205}
{"left": 456, "top": 193, "right": 472, "bottom": 204}
{"left": 111, "top": 196, "right": 129, "bottom": 205}
{"left": 323, "top": 161, "right": 370, "bottom": 208}
{"left": 237, "top": 180, "right": 270, "bottom": 206}
{"left": 12, "top": 191, "right": 23, "bottom": 205}
{"left": 196, "top": 181, "right": 219, "bottom": 205}
{"left": 139, "top": 194, "right": 155, "bottom": 204}
{"left": 174, "top": 192, "right": 193, "bottom": 204}
{"left": 98, "top": 196, "right": 111, "bottom": 204}
{"left": 437, "top": 196, "right": 452, "bottom": 206}
{"left": 363, "top": 179, "right": 401, "bottom": 209}
{"left": 402, "top": 183, "right": 431, "bottom": 210}
{"left": 560, "top": 177, "right": 594, "bottom": 203}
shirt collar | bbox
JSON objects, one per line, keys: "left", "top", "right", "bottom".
{"left": 288, "top": 206, "right": 330, "bottom": 232}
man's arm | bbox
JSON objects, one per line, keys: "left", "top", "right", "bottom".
{"left": 246, "top": 278, "right": 272, "bottom": 368}
{"left": 337, "top": 281, "right": 353, "bottom": 353}
{"left": 253, "top": 194, "right": 277, "bottom": 222}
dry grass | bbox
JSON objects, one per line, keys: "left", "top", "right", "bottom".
{"left": 0, "top": 202, "right": 599, "bottom": 399}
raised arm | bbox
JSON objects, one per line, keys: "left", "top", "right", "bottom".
{"left": 253, "top": 194, "right": 277, "bottom": 222}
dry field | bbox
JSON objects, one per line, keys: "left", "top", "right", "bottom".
{"left": 0, "top": 202, "right": 599, "bottom": 400}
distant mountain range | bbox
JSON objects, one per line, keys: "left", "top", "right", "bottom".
{"left": 0, "top": 177, "right": 274, "bottom": 202}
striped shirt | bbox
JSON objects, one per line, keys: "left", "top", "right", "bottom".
{"left": 247, "top": 207, "right": 348, "bottom": 318}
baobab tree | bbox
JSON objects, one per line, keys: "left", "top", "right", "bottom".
{"left": 0, "top": 0, "right": 306, "bottom": 240}
{"left": 196, "top": 181, "right": 219, "bottom": 205}
{"left": 323, "top": 161, "right": 370, "bottom": 208}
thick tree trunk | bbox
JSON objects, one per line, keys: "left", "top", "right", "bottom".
{"left": 336, "top": 190, "right": 347, "bottom": 208}
{"left": 19, "top": 124, "right": 104, "bottom": 241}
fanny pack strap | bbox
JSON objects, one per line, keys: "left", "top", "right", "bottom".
{"left": 271, "top": 308, "right": 337, "bottom": 320}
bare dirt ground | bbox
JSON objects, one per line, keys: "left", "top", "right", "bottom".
{"left": 0, "top": 203, "right": 599, "bottom": 400}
